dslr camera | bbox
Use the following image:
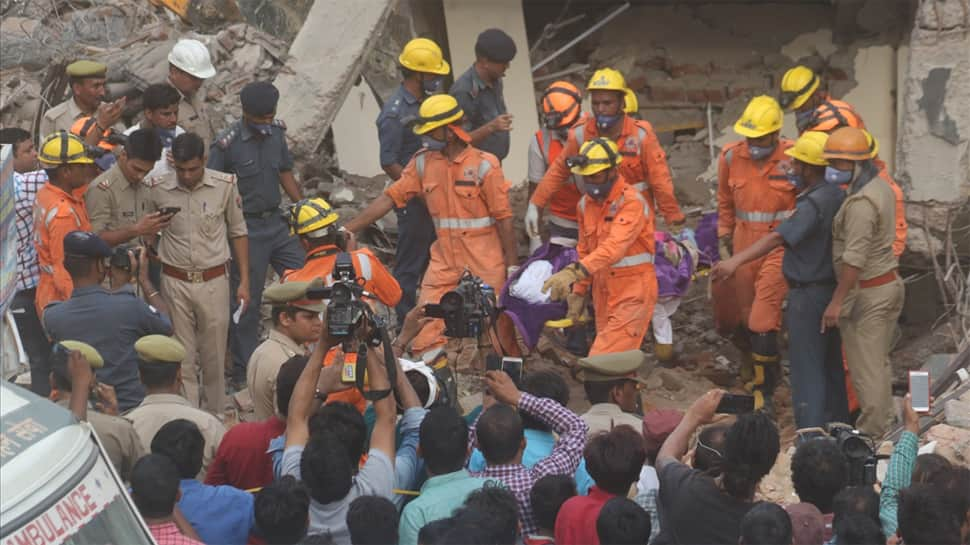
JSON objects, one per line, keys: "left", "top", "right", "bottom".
{"left": 305, "top": 253, "right": 374, "bottom": 342}
{"left": 424, "top": 270, "right": 496, "bottom": 338}
{"left": 796, "top": 423, "right": 879, "bottom": 486}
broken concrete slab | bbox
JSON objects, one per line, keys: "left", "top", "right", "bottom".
{"left": 944, "top": 398, "right": 970, "bottom": 429}
{"left": 923, "top": 423, "right": 970, "bottom": 466}
{"left": 332, "top": 79, "right": 384, "bottom": 177}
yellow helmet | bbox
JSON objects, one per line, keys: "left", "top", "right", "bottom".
{"left": 38, "top": 131, "right": 95, "bottom": 167}
{"left": 398, "top": 38, "right": 450, "bottom": 76}
{"left": 413, "top": 94, "right": 463, "bottom": 135}
{"left": 567, "top": 137, "right": 623, "bottom": 176}
{"left": 784, "top": 131, "right": 829, "bottom": 166}
{"left": 623, "top": 88, "right": 639, "bottom": 115}
{"left": 587, "top": 68, "right": 626, "bottom": 92}
{"left": 289, "top": 198, "right": 339, "bottom": 236}
{"left": 734, "top": 95, "right": 783, "bottom": 138}
{"left": 779, "top": 65, "right": 820, "bottom": 110}
{"left": 861, "top": 129, "right": 879, "bottom": 159}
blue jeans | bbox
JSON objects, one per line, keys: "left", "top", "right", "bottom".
{"left": 393, "top": 199, "right": 436, "bottom": 327}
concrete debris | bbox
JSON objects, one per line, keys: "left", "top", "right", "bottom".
{"left": 944, "top": 398, "right": 970, "bottom": 430}
{"left": 329, "top": 184, "right": 356, "bottom": 206}
{"left": 923, "top": 423, "right": 970, "bottom": 466}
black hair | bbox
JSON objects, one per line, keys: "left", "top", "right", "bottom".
{"left": 937, "top": 466, "right": 970, "bottom": 534}
{"left": 898, "top": 483, "right": 962, "bottom": 545}
{"left": 476, "top": 404, "right": 524, "bottom": 465}
{"left": 142, "top": 83, "right": 180, "bottom": 111}
{"left": 138, "top": 361, "right": 179, "bottom": 389}
{"left": 300, "top": 534, "right": 336, "bottom": 545}
{"left": 50, "top": 368, "right": 72, "bottom": 392}
{"left": 406, "top": 370, "right": 432, "bottom": 407}
{"left": 739, "top": 502, "right": 792, "bottom": 545}
{"left": 912, "top": 452, "right": 952, "bottom": 484}
{"left": 419, "top": 406, "right": 469, "bottom": 475}
{"left": 418, "top": 517, "right": 455, "bottom": 545}
{"left": 596, "top": 497, "right": 651, "bottom": 545}
{"left": 437, "top": 511, "right": 498, "bottom": 545}
{"left": 694, "top": 423, "right": 729, "bottom": 475}
{"left": 721, "top": 412, "right": 779, "bottom": 500}
{"left": 834, "top": 514, "right": 884, "bottom": 545}
{"left": 130, "top": 454, "right": 181, "bottom": 519}
{"left": 584, "top": 379, "right": 627, "bottom": 405}
{"left": 346, "top": 495, "right": 399, "bottom": 545}
{"left": 791, "top": 438, "right": 849, "bottom": 514}
{"left": 457, "top": 483, "right": 520, "bottom": 545}
{"left": 301, "top": 431, "right": 354, "bottom": 504}
{"left": 63, "top": 253, "right": 96, "bottom": 279}
{"left": 0, "top": 127, "right": 31, "bottom": 147}
{"left": 520, "top": 371, "right": 569, "bottom": 432}
{"left": 585, "top": 425, "right": 646, "bottom": 496}
{"left": 831, "top": 486, "right": 880, "bottom": 530}
{"left": 254, "top": 475, "right": 310, "bottom": 545}
{"left": 150, "top": 419, "right": 204, "bottom": 478}
{"left": 309, "top": 402, "right": 367, "bottom": 462}
{"left": 172, "top": 132, "right": 205, "bottom": 162}
{"left": 276, "top": 355, "right": 309, "bottom": 418}
{"left": 125, "top": 128, "right": 163, "bottom": 162}
{"left": 271, "top": 305, "right": 300, "bottom": 326}
{"left": 530, "top": 475, "right": 576, "bottom": 532}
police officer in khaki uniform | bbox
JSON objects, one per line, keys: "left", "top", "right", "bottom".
{"left": 149, "top": 132, "right": 250, "bottom": 414}
{"left": 247, "top": 281, "right": 323, "bottom": 420}
{"left": 40, "top": 61, "right": 125, "bottom": 144}
{"left": 124, "top": 335, "right": 226, "bottom": 480}
{"left": 168, "top": 39, "right": 217, "bottom": 145}
{"left": 50, "top": 340, "right": 146, "bottom": 481}
{"left": 576, "top": 350, "right": 650, "bottom": 438}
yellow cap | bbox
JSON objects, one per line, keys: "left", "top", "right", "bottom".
{"left": 398, "top": 38, "right": 450, "bottom": 76}
{"left": 578, "top": 350, "right": 650, "bottom": 384}
{"left": 784, "top": 131, "right": 830, "bottom": 166}
{"left": 263, "top": 280, "right": 326, "bottom": 313}
{"left": 59, "top": 340, "right": 104, "bottom": 368}
{"left": 568, "top": 138, "right": 623, "bottom": 176}
{"left": 779, "top": 65, "right": 819, "bottom": 110}
{"left": 587, "top": 68, "right": 627, "bottom": 93}
{"left": 624, "top": 88, "right": 639, "bottom": 115}
{"left": 66, "top": 60, "right": 107, "bottom": 78}
{"left": 734, "top": 95, "right": 783, "bottom": 138}
{"left": 38, "top": 131, "right": 95, "bottom": 166}
{"left": 135, "top": 335, "right": 186, "bottom": 364}
{"left": 289, "top": 198, "right": 339, "bottom": 236}
{"left": 413, "top": 94, "right": 463, "bottom": 135}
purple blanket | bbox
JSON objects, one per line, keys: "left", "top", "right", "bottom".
{"left": 500, "top": 243, "right": 579, "bottom": 350}
{"left": 655, "top": 232, "right": 695, "bottom": 298}
{"left": 695, "top": 212, "right": 719, "bottom": 267}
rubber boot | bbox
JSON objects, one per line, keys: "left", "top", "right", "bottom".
{"left": 748, "top": 331, "right": 781, "bottom": 416}
{"left": 654, "top": 343, "right": 674, "bottom": 363}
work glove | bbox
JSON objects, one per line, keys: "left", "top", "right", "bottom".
{"left": 565, "top": 292, "right": 588, "bottom": 323}
{"left": 718, "top": 236, "right": 733, "bottom": 261}
{"left": 525, "top": 202, "right": 541, "bottom": 239}
{"left": 542, "top": 263, "right": 587, "bottom": 302}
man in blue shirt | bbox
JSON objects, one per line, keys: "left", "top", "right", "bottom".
{"left": 375, "top": 38, "right": 450, "bottom": 326}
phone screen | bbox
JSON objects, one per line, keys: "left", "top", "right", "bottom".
{"left": 485, "top": 354, "right": 502, "bottom": 372}
{"left": 715, "top": 393, "right": 755, "bottom": 414}
{"left": 909, "top": 371, "right": 930, "bottom": 412}
{"left": 502, "top": 357, "right": 523, "bottom": 386}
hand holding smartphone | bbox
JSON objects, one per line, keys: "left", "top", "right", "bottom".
{"left": 715, "top": 393, "right": 755, "bottom": 414}
{"left": 908, "top": 370, "right": 931, "bottom": 413}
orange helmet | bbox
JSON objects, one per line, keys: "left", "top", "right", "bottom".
{"left": 540, "top": 81, "right": 582, "bottom": 129}
{"left": 821, "top": 127, "right": 870, "bottom": 161}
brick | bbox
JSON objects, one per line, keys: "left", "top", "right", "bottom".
{"left": 649, "top": 85, "right": 686, "bottom": 103}
{"left": 728, "top": 86, "right": 761, "bottom": 99}
{"left": 669, "top": 62, "right": 710, "bottom": 78}
{"left": 686, "top": 89, "right": 707, "bottom": 103}
{"left": 626, "top": 75, "right": 649, "bottom": 91}
{"left": 705, "top": 88, "right": 726, "bottom": 103}
{"left": 637, "top": 56, "right": 667, "bottom": 71}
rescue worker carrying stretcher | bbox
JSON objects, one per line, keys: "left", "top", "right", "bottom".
{"left": 712, "top": 96, "right": 795, "bottom": 412}
{"left": 345, "top": 94, "right": 517, "bottom": 356}
{"left": 541, "top": 138, "right": 656, "bottom": 356}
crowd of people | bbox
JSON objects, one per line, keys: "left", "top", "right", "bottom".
{"left": 2, "top": 20, "right": 967, "bottom": 545}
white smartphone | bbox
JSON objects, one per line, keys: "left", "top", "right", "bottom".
{"left": 909, "top": 370, "right": 931, "bottom": 413}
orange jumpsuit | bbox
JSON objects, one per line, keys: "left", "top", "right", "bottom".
{"left": 714, "top": 139, "right": 796, "bottom": 335}
{"left": 532, "top": 128, "right": 583, "bottom": 226}
{"left": 34, "top": 182, "right": 92, "bottom": 317}
{"left": 574, "top": 176, "right": 657, "bottom": 355}
{"left": 531, "top": 115, "right": 684, "bottom": 228}
{"left": 385, "top": 146, "right": 512, "bottom": 354}
{"left": 873, "top": 158, "right": 907, "bottom": 258}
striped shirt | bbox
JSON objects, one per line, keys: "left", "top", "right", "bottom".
{"left": 14, "top": 170, "right": 46, "bottom": 291}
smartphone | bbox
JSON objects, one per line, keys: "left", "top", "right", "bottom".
{"left": 424, "top": 303, "right": 446, "bottom": 319}
{"left": 159, "top": 206, "right": 181, "bottom": 216}
{"left": 909, "top": 370, "right": 931, "bottom": 413}
{"left": 715, "top": 393, "right": 755, "bottom": 414}
{"left": 502, "top": 357, "right": 523, "bottom": 386}
{"left": 485, "top": 353, "right": 502, "bottom": 372}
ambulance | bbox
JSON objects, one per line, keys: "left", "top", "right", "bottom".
{"left": 0, "top": 382, "right": 153, "bottom": 545}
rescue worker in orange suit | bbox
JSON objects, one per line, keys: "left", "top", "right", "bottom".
{"left": 529, "top": 68, "right": 685, "bottom": 236}
{"left": 713, "top": 96, "right": 795, "bottom": 411}
{"left": 344, "top": 94, "right": 517, "bottom": 356}
{"left": 541, "top": 138, "right": 656, "bottom": 356}
{"left": 33, "top": 132, "right": 100, "bottom": 317}
{"left": 525, "top": 80, "right": 585, "bottom": 249}
{"left": 780, "top": 65, "right": 906, "bottom": 257}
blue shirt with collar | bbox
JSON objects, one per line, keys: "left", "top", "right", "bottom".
{"left": 42, "top": 284, "right": 172, "bottom": 411}
{"left": 450, "top": 65, "right": 509, "bottom": 160}
{"left": 178, "top": 478, "right": 255, "bottom": 545}
{"left": 376, "top": 84, "right": 423, "bottom": 168}
{"left": 774, "top": 181, "right": 846, "bottom": 284}
{"left": 467, "top": 428, "right": 595, "bottom": 494}
{"left": 207, "top": 119, "right": 294, "bottom": 214}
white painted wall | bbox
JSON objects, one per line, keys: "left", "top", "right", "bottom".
{"left": 843, "top": 45, "right": 897, "bottom": 172}
{"left": 332, "top": 79, "right": 385, "bottom": 177}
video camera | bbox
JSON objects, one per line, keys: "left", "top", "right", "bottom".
{"left": 797, "top": 423, "right": 879, "bottom": 486}
{"left": 424, "top": 270, "right": 496, "bottom": 338}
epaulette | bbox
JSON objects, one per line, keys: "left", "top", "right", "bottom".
{"left": 273, "top": 118, "right": 287, "bottom": 130}
{"left": 214, "top": 121, "right": 241, "bottom": 150}
{"left": 208, "top": 169, "right": 237, "bottom": 184}
{"left": 96, "top": 177, "right": 113, "bottom": 191}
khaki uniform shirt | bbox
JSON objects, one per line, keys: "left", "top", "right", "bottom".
{"left": 581, "top": 403, "right": 643, "bottom": 439}
{"left": 247, "top": 328, "right": 307, "bottom": 421}
{"left": 149, "top": 168, "right": 247, "bottom": 269}
{"left": 178, "top": 90, "right": 214, "bottom": 146}
{"left": 39, "top": 98, "right": 125, "bottom": 138}
{"left": 832, "top": 168, "right": 898, "bottom": 281}
{"left": 56, "top": 399, "right": 145, "bottom": 481}
{"left": 124, "top": 393, "right": 226, "bottom": 479}
{"left": 86, "top": 162, "right": 158, "bottom": 233}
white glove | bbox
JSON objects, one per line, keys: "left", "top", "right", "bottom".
{"left": 525, "top": 203, "right": 540, "bottom": 239}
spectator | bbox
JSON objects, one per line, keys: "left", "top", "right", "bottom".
{"left": 0, "top": 127, "right": 39, "bottom": 173}
{"left": 469, "top": 370, "right": 588, "bottom": 536}
{"left": 556, "top": 425, "right": 646, "bottom": 545}
{"left": 130, "top": 454, "right": 204, "bottom": 545}
{"left": 529, "top": 475, "right": 577, "bottom": 545}
{"left": 784, "top": 503, "right": 825, "bottom": 545}
{"left": 399, "top": 407, "right": 489, "bottom": 545}
{"left": 437, "top": 510, "right": 505, "bottom": 545}
{"left": 653, "top": 390, "right": 780, "bottom": 545}
{"left": 831, "top": 486, "right": 880, "bottom": 539}
{"left": 301, "top": 535, "right": 336, "bottom": 545}
{"left": 596, "top": 498, "right": 651, "bottom": 545}
{"left": 207, "top": 354, "right": 306, "bottom": 489}
{"left": 740, "top": 502, "right": 793, "bottom": 545}
{"left": 635, "top": 409, "right": 683, "bottom": 542}
{"left": 151, "top": 419, "right": 255, "bottom": 545}
{"left": 419, "top": 518, "right": 456, "bottom": 545}
{"left": 456, "top": 484, "right": 521, "bottom": 545}
{"left": 937, "top": 466, "right": 970, "bottom": 544}
{"left": 897, "top": 483, "right": 962, "bottom": 545}
{"left": 835, "top": 514, "right": 883, "bottom": 545}
{"left": 468, "top": 371, "right": 594, "bottom": 493}
{"left": 281, "top": 338, "right": 398, "bottom": 544}
{"left": 693, "top": 423, "right": 729, "bottom": 476}
{"left": 347, "top": 496, "right": 399, "bottom": 545}
{"left": 791, "top": 438, "right": 849, "bottom": 527}
{"left": 254, "top": 476, "right": 310, "bottom": 545}
{"left": 124, "top": 83, "right": 184, "bottom": 179}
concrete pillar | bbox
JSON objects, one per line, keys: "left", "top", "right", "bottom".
{"left": 843, "top": 45, "right": 897, "bottom": 171}
{"left": 332, "top": 79, "right": 384, "bottom": 177}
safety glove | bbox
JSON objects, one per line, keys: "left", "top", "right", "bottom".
{"left": 542, "top": 263, "right": 587, "bottom": 301}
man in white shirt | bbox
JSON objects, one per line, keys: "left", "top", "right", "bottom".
{"left": 124, "top": 83, "right": 184, "bottom": 180}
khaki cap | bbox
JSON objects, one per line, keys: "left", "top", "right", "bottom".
{"left": 577, "top": 350, "right": 650, "bottom": 385}
{"left": 59, "top": 340, "right": 104, "bottom": 368}
{"left": 66, "top": 60, "right": 107, "bottom": 78}
{"left": 263, "top": 280, "right": 325, "bottom": 313}
{"left": 135, "top": 335, "right": 186, "bottom": 364}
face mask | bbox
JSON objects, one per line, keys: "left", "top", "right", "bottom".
{"left": 786, "top": 171, "right": 804, "bottom": 189}
{"left": 554, "top": 128, "right": 569, "bottom": 141}
{"left": 157, "top": 128, "right": 176, "bottom": 148}
{"left": 583, "top": 175, "right": 616, "bottom": 200}
{"left": 248, "top": 122, "right": 273, "bottom": 137}
{"left": 422, "top": 77, "right": 443, "bottom": 96}
{"left": 748, "top": 144, "right": 775, "bottom": 160}
{"left": 825, "top": 166, "right": 853, "bottom": 184}
{"left": 795, "top": 109, "right": 814, "bottom": 130}
{"left": 594, "top": 113, "right": 622, "bottom": 131}
{"left": 422, "top": 135, "right": 447, "bottom": 151}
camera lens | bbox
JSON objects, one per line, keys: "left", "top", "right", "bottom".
{"left": 440, "top": 292, "right": 462, "bottom": 313}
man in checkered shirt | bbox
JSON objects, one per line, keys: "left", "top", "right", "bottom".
{"left": 1, "top": 128, "right": 51, "bottom": 396}
{"left": 469, "top": 370, "right": 588, "bottom": 537}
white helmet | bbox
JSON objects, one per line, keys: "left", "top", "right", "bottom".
{"left": 168, "top": 39, "right": 216, "bottom": 80}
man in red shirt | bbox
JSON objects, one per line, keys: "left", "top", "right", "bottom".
{"left": 555, "top": 425, "right": 646, "bottom": 545}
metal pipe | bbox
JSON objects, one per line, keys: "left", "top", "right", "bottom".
{"left": 531, "top": 2, "right": 631, "bottom": 73}
{"left": 707, "top": 101, "right": 714, "bottom": 165}
{"left": 533, "top": 63, "right": 590, "bottom": 83}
